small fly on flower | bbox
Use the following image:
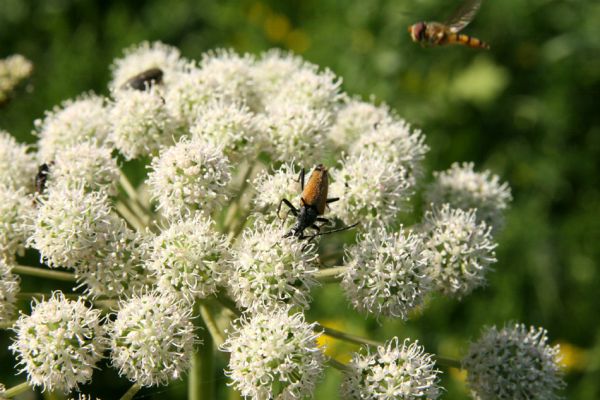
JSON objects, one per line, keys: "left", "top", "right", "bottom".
{"left": 408, "top": 0, "right": 490, "bottom": 50}
{"left": 121, "top": 67, "right": 163, "bottom": 90}
{"left": 278, "top": 164, "right": 358, "bottom": 240}
{"left": 35, "top": 162, "right": 51, "bottom": 195}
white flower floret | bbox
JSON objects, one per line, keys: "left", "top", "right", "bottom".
{"left": 350, "top": 119, "right": 429, "bottom": 186}
{"left": 423, "top": 204, "right": 497, "bottom": 298}
{"left": 109, "top": 41, "right": 187, "bottom": 90}
{"left": 110, "top": 86, "right": 180, "bottom": 160}
{"left": 341, "top": 337, "right": 442, "bottom": 399}
{"left": 163, "top": 65, "right": 211, "bottom": 127}
{"left": 29, "top": 185, "right": 119, "bottom": 269}
{"left": 252, "top": 162, "right": 301, "bottom": 211}
{"left": 252, "top": 49, "right": 304, "bottom": 100}
{"left": 48, "top": 142, "right": 119, "bottom": 195}
{"left": 227, "top": 218, "right": 318, "bottom": 313}
{"left": 328, "top": 98, "right": 394, "bottom": 149}
{"left": 0, "top": 54, "right": 33, "bottom": 104}
{"left": 0, "top": 185, "right": 34, "bottom": 261}
{"left": 0, "top": 130, "right": 37, "bottom": 191}
{"left": 341, "top": 226, "right": 431, "bottom": 319}
{"left": 10, "top": 292, "right": 106, "bottom": 393}
{"left": 147, "top": 215, "right": 229, "bottom": 300}
{"left": 222, "top": 308, "right": 325, "bottom": 399}
{"left": 35, "top": 93, "right": 111, "bottom": 162}
{"left": 263, "top": 102, "right": 331, "bottom": 163}
{"left": 463, "top": 323, "right": 565, "bottom": 400}
{"left": 330, "top": 150, "right": 412, "bottom": 225}
{"left": 190, "top": 100, "right": 263, "bottom": 161}
{"left": 109, "top": 290, "right": 196, "bottom": 387}
{"left": 426, "top": 162, "right": 512, "bottom": 229}
{"left": 148, "top": 137, "right": 231, "bottom": 219}
{"left": 0, "top": 259, "right": 20, "bottom": 324}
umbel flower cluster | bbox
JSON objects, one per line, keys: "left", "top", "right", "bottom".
{"left": 0, "top": 42, "right": 564, "bottom": 400}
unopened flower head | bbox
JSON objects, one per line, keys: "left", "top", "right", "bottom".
{"left": 147, "top": 215, "right": 229, "bottom": 300}
{"left": 29, "top": 185, "right": 119, "bottom": 269}
{"left": 0, "top": 131, "right": 37, "bottom": 191}
{"left": 148, "top": 137, "right": 231, "bottom": 218}
{"left": 0, "top": 54, "right": 33, "bottom": 104}
{"left": 427, "top": 162, "right": 512, "bottom": 229}
{"left": 0, "top": 185, "right": 34, "bottom": 261}
{"left": 222, "top": 308, "right": 325, "bottom": 399}
{"left": 48, "top": 142, "right": 119, "bottom": 195}
{"left": 330, "top": 150, "right": 412, "bottom": 225}
{"left": 328, "top": 98, "right": 393, "bottom": 148}
{"left": 110, "top": 86, "right": 180, "bottom": 159}
{"left": 228, "top": 218, "right": 318, "bottom": 313}
{"left": 35, "top": 93, "right": 111, "bottom": 162}
{"left": 190, "top": 100, "right": 262, "bottom": 161}
{"left": 110, "top": 41, "right": 187, "bottom": 90}
{"left": 350, "top": 119, "right": 429, "bottom": 186}
{"left": 0, "top": 259, "right": 20, "bottom": 324}
{"left": 341, "top": 337, "right": 441, "bottom": 399}
{"left": 109, "top": 291, "right": 196, "bottom": 387}
{"left": 263, "top": 102, "right": 331, "bottom": 163}
{"left": 463, "top": 323, "right": 564, "bottom": 400}
{"left": 10, "top": 292, "right": 106, "bottom": 393}
{"left": 252, "top": 162, "right": 301, "bottom": 212}
{"left": 423, "top": 204, "right": 497, "bottom": 298}
{"left": 342, "top": 226, "right": 430, "bottom": 319}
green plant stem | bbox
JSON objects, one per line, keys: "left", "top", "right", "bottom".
{"left": 199, "top": 303, "right": 225, "bottom": 346}
{"left": 2, "top": 382, "right": 31, "bottom": 398}
{"left": 312, "top": 266, "right": 347, "bottom": 283}
{"left": 119, "top": 170, "right": 152, "bottom": 217}
{"left": 119, "top": 382, "right": 141, "bottom": 400}
{"left": 437, "top": 356, "right": 462, "bottom": 369}
{"left": 215, "top": 292, "right": 242, "bottom": 317}
{"left": 320, "top": 325, "right": 382, "bottom": 347}
{"left": 12, "top": 265, "right": 76, "bottom": 282}
{"left": 327, "top": 357, "right": 352, "bottom": 373}
{"left": 115, "top": 201, "right": 145, "bottom": 231}
{"left": 224, "top": 162, "right": 256, "bottom": 234}
{"left": 190, "top": 303, "right": 215, "bottom": 400}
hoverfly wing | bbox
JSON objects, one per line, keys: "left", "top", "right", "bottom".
{"left": 445, "top": 0, "right": 482, "bottom": 33}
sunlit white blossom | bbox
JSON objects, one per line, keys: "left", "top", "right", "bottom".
{"left": 0, "top": 185, "right": 33, "bottom": 261}
{"left": 463, "top": 323, "right": 564, "bottom": 400}
{"left": 0, "top": 259, "right": 20, "bottom": 324}
{"left": 10, "top": 292, "right": 106, "bottom": 393}
{"left": 328, "top": 98, "right": 394, "bottom": 148}
{"left": 252, "top": 162, "right": 301, "bottom": 212}
{"left": 222, "top": 308, "right": 325, "bottom": 399}
{"left": 342, "top": 337, "right": 441, "bottom": 399}
{"left": 0, "top": 130, "right": 37, "bottom": 191}
{"left": 109, "top": 291, "right": 196, "bottom": 387}
{"left": 0, "top": 54, "right": 33, "bottom": 104}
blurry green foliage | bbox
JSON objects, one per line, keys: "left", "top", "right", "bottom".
{"left": 1, "top": 0, "right": 599, "bottom": 398}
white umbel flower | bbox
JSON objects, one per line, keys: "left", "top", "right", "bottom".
{"left": 463, "top": 323, "right": 564, "bottom": 400}
{"left": 252, "top": 162, "right": 301, "bottom": 211}
{"left": 426, "top": 162, "right": 512, "bottom": 229}
{"left": 35, "top": 93, "right": 111, "bottom": 162}
{"left": 0, "top": 185, "right": 33, "bottom": 261}
{"left": 341, "top": 337, "right": 441, "bottom": 399}
{"left": 10, "top": 292, "right": 106, "bottom": 393}
{"left": 110, "top": 86, "right": 179, "bottom": 160}
{"left": 228, "top": 219, "right": 318, "bottom": 313}
{"left": 263, "top": 103, "right": 331, "bottom": 163}
{"left": 109, "top": 41, "right": 187, "bottom": 90}
{"left": 330, "top": 150, "right": 412, "bottom": 225}
{"left": 328, "top": 98, "right": 393, "bottom": 149}
{"left": 148, "top": 137, "right": 231, "bottom": 219}
{"left": 341, "top": 226, "right": 430, "bottom": 319}
{"left": 163, "top": 65, "right": 212, "bottom": 127}
{"left": 252, "top": 49, "right": 305, "bottom": 103}
{"left": 0, "top": 130, "right": 37, "bottom": 191}
{"left": 48, "top": 142, "right": 119, "bottom": 195}
{"left": 222, "top": 308, "right": 325, "bottom": 399}
{"left": 0, "top": 259, "right": 20, "bottom": 324}
{"left": 423, "top": 204, "right": 497, "bottom": 298}
{"left": 0, "top": 54, "right": 33, "bottom": 104}
{"left": 147, "top": 215, "right": 229, "bottom": 300}
{"left": 109, "top": 291, "right": 196, "bottom": 387}
{"left": 29, "top": 185, "right": 119, "bottom": 269}
{"left": 190, "top": 100, "right": 262, "bottom": 161}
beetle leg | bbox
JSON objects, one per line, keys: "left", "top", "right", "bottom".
{"left": 326, "top": 197, "right": 339, "bottom": 204}
{"left": 277, "top": 198, "right": 299, "bottom": 220}
{"left": 311, "top": 222, "right": 360, "bottom": 238}
{"left": 296, "top": 167, "right": 305, "bottom": 190}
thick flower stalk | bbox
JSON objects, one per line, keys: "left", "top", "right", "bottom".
{"left": 9, "top": 292, "right": 106, "bottom": 393}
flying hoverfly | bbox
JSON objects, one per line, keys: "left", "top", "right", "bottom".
{"left": 408, "top": 0, "right": 489, "bottom": 49}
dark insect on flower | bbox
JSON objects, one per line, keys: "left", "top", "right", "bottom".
{"left": 35, "top": 162, "right": 52, "bottom": 194}
{"left": 121, "top": 67, "right": 164, "bottom": 91}
{"left": 408, "top": 0, "right": 490, "bottom": 50}
{"left": 278, "top": 164, "right": 358, "bottom": 240}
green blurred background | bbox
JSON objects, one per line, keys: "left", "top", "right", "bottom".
{"left": 1, "top": 0, "right": 599, "bottom": 398}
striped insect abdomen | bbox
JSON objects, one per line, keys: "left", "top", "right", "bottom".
{"left": 447, "top": 33, "right": 489, "bottom": 49}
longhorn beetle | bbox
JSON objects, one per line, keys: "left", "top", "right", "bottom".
{"left": 277, "top": 164, "right": 358, "bottom": 240}
{"left": 121, "top": 67, "right": 164, "bottom": 91}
